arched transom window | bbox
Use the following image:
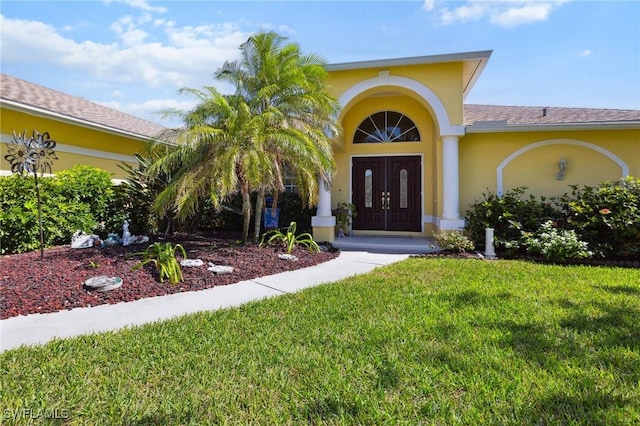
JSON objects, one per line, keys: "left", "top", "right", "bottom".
{"left": 353, "top": 111, "right": 420, "bottom": 143}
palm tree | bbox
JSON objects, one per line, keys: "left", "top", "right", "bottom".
{"left": 151, "top": 31, "right": 340, "bottom": 243}
{"left": 217, "top": 31, "right": 340, "bottom": 242}
{"left": 152, "top": 90, "right": 275, "bottom": 243}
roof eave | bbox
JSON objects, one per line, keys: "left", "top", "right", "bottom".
{"left": 465, "top": 121, "right": 640, "bottom": 133}
{"left": 326, "top": 50, "right": 493, "bottom": 72}
{"left": 462, "top": 54, "right": 491, "bottom": 100}
{"left": 0, "top": 99, "right": 165, "bottom": 142}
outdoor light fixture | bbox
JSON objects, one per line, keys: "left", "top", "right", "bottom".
{"left": 557, "top": 158, "right": 567, "bottom": 180}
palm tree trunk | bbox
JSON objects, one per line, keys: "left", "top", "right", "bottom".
{"left": 241, "top": 181, "right": 252, "bottom": 244}
{"left": 271, "top": 190, "right": 279, "bottom": 216}
{"left": 253, "top": 187, "right": 265, "bottom": 243}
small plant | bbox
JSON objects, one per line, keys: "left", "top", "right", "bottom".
{"left": 335, "top": 202, "right": 357, "bottom": 237}
{"left": 260, "top": 221, "right": 320, "bottom": 253}
{"left": 523, "top": 220, "right": 592, "bottom": 261}
{"left": 88, "top": 260, "right": 100, "bottom": 269}
{"left": 434, "top": 231, "right": 475, "bottom": 253}
{"left": 128, "top": 242, "right": 187, "bottom": 284}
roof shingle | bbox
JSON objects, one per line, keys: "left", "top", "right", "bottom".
{"left": 464, "top": 104, "right": 640, "bottom": 126}
{"left": 0, "top": 73, "right": 166, "bottom": 138}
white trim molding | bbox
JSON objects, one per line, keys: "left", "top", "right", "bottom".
{"left": 337, "top": 74, "right": 465, "bottom": 137}
{"left": 466, "top": 121, "right": 640, "bottom": 133}
{"left": 496, "top": 138, "right": 630, "bottom": 195}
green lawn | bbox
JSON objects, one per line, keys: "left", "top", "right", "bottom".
{"left": 2, "top": 259, "right": 639, "bottom": 425}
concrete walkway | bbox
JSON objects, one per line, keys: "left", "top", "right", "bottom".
{"left": 0, "top": 251, "right": 410, "bottom": 352}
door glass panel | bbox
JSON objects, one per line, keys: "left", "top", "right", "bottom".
{"left": 365, "top": 169, "right": 373, "bottom": 208}
{"left": 400, "top": 168, "right": 408, "bottom": 209}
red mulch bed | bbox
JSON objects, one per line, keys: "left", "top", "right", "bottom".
{"left": 0, "top": 232, "right": 338, "bottom": 320}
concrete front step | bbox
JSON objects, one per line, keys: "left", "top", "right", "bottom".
{"left": 331, "top": 236, "right": 438, "bottom": 254}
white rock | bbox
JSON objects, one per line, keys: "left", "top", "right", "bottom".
{"left": 84, "top": 276, "right": 123, "bottom": 292}
{"left": 181, "top": 259, "right": 204, "bottom": 267}
{"left": 278, "top": 253, "right": 298, "bottom": 261}
{"left": 207, "top": 263, "right": 234, "bottom": 274}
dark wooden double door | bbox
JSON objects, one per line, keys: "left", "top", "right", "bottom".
{"left": 352, "top": 156, "right": 422, "bottom": 232}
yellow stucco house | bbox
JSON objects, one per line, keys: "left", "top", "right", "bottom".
{"left": 311, "top": 50, "right": 640, "bottom": 241}
{"left": 2, "top": 50, "right": 639, "bottom": 242}
{"left": 0, "top": 73, "right": 165, "bottom": 180}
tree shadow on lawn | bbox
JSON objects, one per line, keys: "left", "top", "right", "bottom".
{"left": 496, "top": 298, "right": 639, "bottom": 372}
{"left": 531, "top": 389, "right": 631, "bottom": 425}
{"left": 594, "top": 284, "right": 640, "bottom": 296}
{"left": 494, "top": 299, "right": 639, "bottom": 419}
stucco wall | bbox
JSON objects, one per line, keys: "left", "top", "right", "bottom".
{"left": 329, "top": 62, "right": 465, "bottom": 125}
{"left": 459, "top": 129, "right": 640, "bottom": 216}
{"left": 1, "top": 107, "right": 145, "bottom": 179}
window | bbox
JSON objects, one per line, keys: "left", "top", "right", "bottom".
{"left": 364, "top": 169, "right": 373, "bottom": 208}
{"left": 400, "top": 168, "right": 408, "bottom": 208}
{"left": 353, "top": 111, "right": 420, "bottom": 143}
{"left": 283, "top": 176, "right": 297, "bottom": 193}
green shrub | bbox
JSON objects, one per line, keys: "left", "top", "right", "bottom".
{"left": 0, "top": 174, "right": 96, "bottom": 254}
{"left": 117, "top": 152, "right": 176, "bottom": 236}
{"left": 198, "top": 191, "right": 315, "bottom": 235}
{"left": 275, "top": 192, "right": 315, "bottom": 234}
{"left": 434, "top": 231, "right": 475, "bottom": 253}
{"left": 464, "top": 187, "right": 563, "bottom": 254}
{"left": 558, "top": 177, "right": 640, "bottom": 259}
{"left": 522, "top": 220, "right": 592, "bottom": 260}
{"left": 53, "top": 165, "right": 127, "bottom": 237}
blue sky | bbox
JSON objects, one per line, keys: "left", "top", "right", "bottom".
{"left": 1, "top": 0, "right": 639, "bottom": 125}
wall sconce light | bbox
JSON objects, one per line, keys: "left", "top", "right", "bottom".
{"left": 557, "top": 159, "right": 567, "bottom": 180}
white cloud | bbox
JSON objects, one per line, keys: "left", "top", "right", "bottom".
{"left": 103, "top": 0, "right": 167, "bottom": 14}
{"left": 422, "top": 0, "right": 435, "bottom": 12}
{"left": 440, "top": 3, "right": 486, "bottom": 25}
{"left": 580, "top": 49, "right": 591, "bottom": 57}
{"left": 427, "top": 0, "right": 570, "bottom": 28}
{"left": 111, "top": 15, "right": 149, "bottom": 46}
{"left": 96, "top": 98, "right": 197, "bottom": 124}
{"left": 0, "top": 14, "right": 249, "bottom": 90}
{"left": 489, "top": 2, "right": 554, "bottom": 28}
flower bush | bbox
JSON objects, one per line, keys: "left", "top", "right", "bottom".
{"left": 522, "top": 221, "right": 592, "bottom": 260}
{"left": 558, "top": 177, "right": 640, "bottom": 259}
{"left": 434, "top": 231, "right": 475, "bottom": 253}
{"left": 464, "top": 187, "right": 561, "bottom": 254}
{"left": 464, "top": 177, "right": 639, "bottom": 261}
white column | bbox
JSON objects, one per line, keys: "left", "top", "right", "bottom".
{"left": 438, "top": 135, "right": 465, "bottom": 230}
{"left": 316, "top": 178, "right": 332, "bottom": 217}
{"left": 311, "top": 176, "right": 336, "bottom": 227}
